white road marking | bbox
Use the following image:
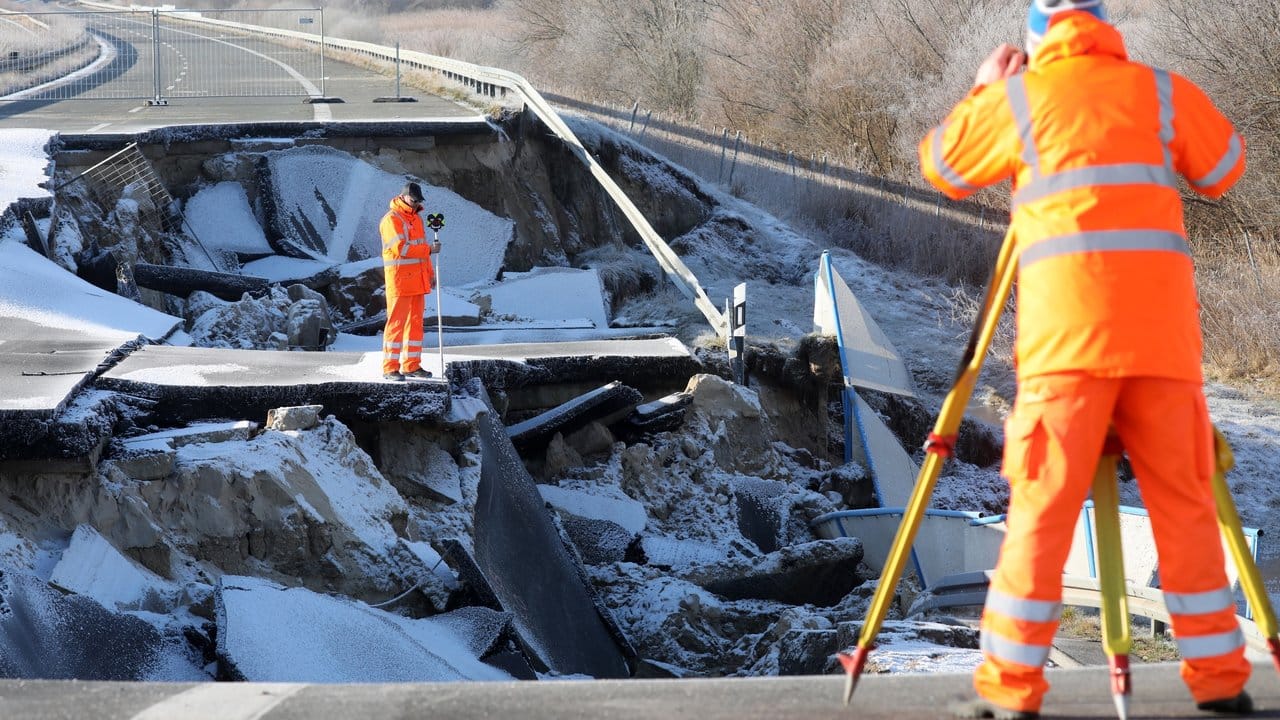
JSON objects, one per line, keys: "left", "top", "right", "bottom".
{"left": 129, "top": 106, "right": 145, "bottom": 113}
{"left": 157, "top": 23, "right": 331, "bottom": 121}
{"left": 87, "top": 122, "right": 111, "bottom": 132}
{"left": 128, "top": 683, "right": 307, "bottom": 720}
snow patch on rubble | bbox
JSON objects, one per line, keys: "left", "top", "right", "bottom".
{"left": 216, "top": 575, "right": 510, "bottom": 683}
{"left": 49, "top": 525, "right": 177, "bottom": 612}
{"left": 0, "top": 128, "right": 54, "bottom": 205}
{"left": 538, "top": 483, "right": 647, "bottom": 535}
{"left": 184, "top": 182, "right": 273, "bottom": 257}
{"left": 0, "top": 238, "right": 180, "bottom": 339}
{"left": 480, "top": 268, "right": 610, "bottom": 328}
{"left": 262, "top": 145, "right": 512, "bottom": 286}
{"left": 241, "top": 255, "right": 331, "bottom": 282}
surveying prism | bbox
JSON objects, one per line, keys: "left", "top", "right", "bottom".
{"left": 426, "top": 213, "right": 445, "bottom": 232}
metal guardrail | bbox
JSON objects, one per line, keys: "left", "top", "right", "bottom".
{"left": 918, "top": 570, "right": 1273, "bottom": 655}
{"left": 73, "top": 1, "right": 729, "bottom": 336}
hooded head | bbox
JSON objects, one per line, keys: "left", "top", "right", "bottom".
{"left": 1027, "top": 0, "right": 1107, "bottom": 55}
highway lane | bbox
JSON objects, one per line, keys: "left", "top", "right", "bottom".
{"left": 0, "top": 13, "right": 479, "bottom": 132}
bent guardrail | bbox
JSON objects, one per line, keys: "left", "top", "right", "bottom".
{"left": 917, "top": 570, "right": 1273, "bottom": 656}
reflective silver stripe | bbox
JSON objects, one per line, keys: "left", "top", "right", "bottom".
{"left": 385, "top": 342, "right": 403, "bottom": 349}
{"left": 1013, "top": 163, "right": 1178, "bottom": 207}
{"left": 1020, "top": 230, "right": 1189, "bottom": 269}
{"left": 383, "top": 218, "right": 416, "bottom": 254}
{"left": 930, "top": 122, "right": 977, "bottom": 191}
{"left": 981, "top": 631, "right": 1051, "bottom": 667}
{"left": 1154, "top": 68, "right": 1175, "bottom": 169}
{"left": 1007, "top": 75, "right": 1039, "bottom": 176}
{"left": 985, "top": 588, "right": 1062, "bottom": 623}
{"left": 384, "top": 259, "right": 425, "bottom": 267}
{"left": 1175, "top": 628, "right": 1245, "bottom": 659}
{"left": 1192, "top": 134, "right": 1242, "bottom": 189}
{"left": 405, "top": 351, "right": 421, "bottom": 359}
{"left": 406, "top": 341, "right": 423, "bottom": 348}
{"left": 1165, "top": 587, "right": 1236, "bottom": 616}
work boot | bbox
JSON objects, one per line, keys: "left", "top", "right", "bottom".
{"left": 950, "top": 697, "right": 1039, "bottom": 720}
{"left": 383, "top": 371, "right": 404, "bottom": 382}
{"left": 1197, "top": 691, "right": 1253, "bottom": 715}
{"left": 403, "top": 369, "right": 433, "bottom": 380}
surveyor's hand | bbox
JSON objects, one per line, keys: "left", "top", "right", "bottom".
{"left": 974, "top": 44, "right": 1026, "bottom": 88}
{"left": 432, "top": 241, "right": 441, "bottom": 254}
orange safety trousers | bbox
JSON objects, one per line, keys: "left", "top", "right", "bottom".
{"left": 382, "top": 293, "right": 425, "bottom": 374}
{"left": 977, "top": 372, "right": 1250, "bottom": 712}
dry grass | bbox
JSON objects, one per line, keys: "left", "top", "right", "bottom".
{"left": 1056, "top": 607, "right": 1181, "bottom": 664}
{"left": 0, "top": 41, "right": 97, "bottom": 98}
{"left": 378, "top": 9, "right": 520, "bottom": 68}
{"left": 0, "top": 9, "right": 86, "bottom": 56}
{"left": 1197, "top": 255, "right": 1280, "bottom": 388}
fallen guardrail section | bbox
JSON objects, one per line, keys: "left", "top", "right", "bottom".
{"left": 813, "top": 503, "right": 1265, "bottom": 637}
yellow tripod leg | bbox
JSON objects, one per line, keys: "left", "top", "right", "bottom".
{"left": 839, "top": 228, "right": 1019, "bottom": 705}
{"left": 1093, "top": 440, "right": 1132, "bottom": 720}
{"left": 1210, "top": 428, "right": 1280, "bottom": 673}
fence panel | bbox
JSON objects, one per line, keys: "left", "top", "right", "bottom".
{"left": 0, "top": 10, "right": 153, "bottom": 101}
{"left": 0, "top": 8, "right": 323, "bottom": 103}
{"left": 155, "top": 9, "right": 323, "bottom": 99}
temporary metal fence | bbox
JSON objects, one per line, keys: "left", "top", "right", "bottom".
{"left": 0, "top": 7, "right": 324, "bottom": 103}
{"left": 55, "top": 142, "right": 217, "bottom": 267}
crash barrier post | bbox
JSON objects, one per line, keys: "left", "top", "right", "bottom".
{"left": 726, "top": 282, "right": 746, "bottom": 386}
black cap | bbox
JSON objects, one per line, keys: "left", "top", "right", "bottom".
{"left": 402, "top": 182, "right": 424, "bottom": 203}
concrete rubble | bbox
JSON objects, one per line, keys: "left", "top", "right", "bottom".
{"left": 683, "top": 537, "right": 866, "bottom": 607}
{"left": 0, "top": 570, "right": 204, "bottom": 680}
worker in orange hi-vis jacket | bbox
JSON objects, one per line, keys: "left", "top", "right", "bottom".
{"left": 919, "top": 2, "right": 1251, "bottom": 718}
{"left": 379, "top": 182, "right": 439, "bottom": 382}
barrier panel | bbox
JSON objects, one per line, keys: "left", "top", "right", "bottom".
{"left": 0, "top": 7, "right": 322, "bottom": 102}
{"left": 815, "top": 501, "right": 1263, "bottom": 619}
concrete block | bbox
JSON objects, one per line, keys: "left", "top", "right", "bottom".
{"left": 109, "top": 450, "right": 176, "bottom": 481}
{"left": 266, "top": 405, "right": 323, "bottom": 431}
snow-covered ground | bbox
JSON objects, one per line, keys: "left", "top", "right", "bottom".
{"left": 2, "top": 106, "right": 1279, "bottom": 687}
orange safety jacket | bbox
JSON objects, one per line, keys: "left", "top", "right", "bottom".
{"left": 379, "top": 196, "right": 435, "bottom": 298}
{"left": 920, "top": 12, "right": 1244, "bottom": 381}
